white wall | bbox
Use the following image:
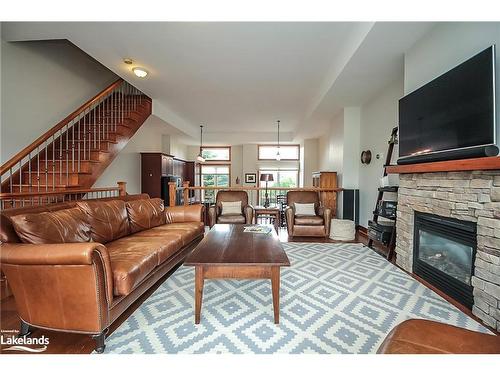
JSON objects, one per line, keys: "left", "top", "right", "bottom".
{"left": 0, "top": 39, "right": 118, "bottom": 163}
{"left": 303, "top": 138, "right": 318, "bottom": 186}
{"left": 404, "top": 22, "right": 500, "bottom": 96}
{"left": 358, "top": 78, "right": 403, "bottom": 227}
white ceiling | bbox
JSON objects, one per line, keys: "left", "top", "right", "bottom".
{"left": 2, "top": 22, "right": 435, "bottom": 144}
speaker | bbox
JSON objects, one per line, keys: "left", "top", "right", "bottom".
{"left": 342, "top": 189, "right": 359, "bottom": 225}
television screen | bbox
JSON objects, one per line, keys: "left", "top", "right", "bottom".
{"left": 398, "top": 46, "right": 495, "bottom": 160}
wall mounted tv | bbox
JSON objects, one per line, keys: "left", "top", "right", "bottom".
{"left": 398, "top": 46, "right": 497, "bottom": 165}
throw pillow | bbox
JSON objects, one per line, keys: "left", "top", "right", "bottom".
{"left": 221, "top": 201, "right": 242, "bottom": 215}
{"left": 10, "top": 207, "right": 91, "bottom": 244}
{"left": 294, "top": 202, "right": 316, "bottom": 216}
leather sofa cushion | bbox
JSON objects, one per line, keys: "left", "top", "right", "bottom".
{"left": 107, "top": 235, "right": 184, "bottom": 296}
{"left": 126, "top": 198, "right": 166, "bottom": 233}
{"left": 77, "top": 200, "right": 129, "bottom": 244}
{"left": 294, "top": 215, "right": 324, "bottom": 225}
{"left": 10, "top": 208, "right": 91, "bottom": 244}
{"left": 218, "top": 215, "right": 246, "bottom": 224}
{"left": 134, "top": 222, "right": 204, "bottom": 246}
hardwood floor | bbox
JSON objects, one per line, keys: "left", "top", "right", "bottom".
{"left": 0, "top": 226, "right": 489, "bottom": 354}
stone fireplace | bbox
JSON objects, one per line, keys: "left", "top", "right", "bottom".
{"left": 396, "top": 171, "right": 500, "bottom": 331}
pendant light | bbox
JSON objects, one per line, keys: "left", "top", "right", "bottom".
{"left": 276, "top": 120, "right": 281, "bottom": 161}
{"left": 196, "top": 125, "right": 206, "bottom": 162}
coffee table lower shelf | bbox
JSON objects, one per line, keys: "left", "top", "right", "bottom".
{"left": 194, "top": 264, "right": 282, "bottom": 324}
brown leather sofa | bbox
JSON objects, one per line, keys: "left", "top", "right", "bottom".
{"left": 377, "top": 319, "right": 500, "bottom": 354}
{"left": 0, "top": 194, "right": 204, "bottom": 353}
{"left": 208, "top": 190, "right": 253, "bottom": 227}
{"left": 285, "top": 191, "right": 332, "bottom": 238}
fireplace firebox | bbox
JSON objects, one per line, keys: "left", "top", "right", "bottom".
{"left": 413, "top": 212, "right": 477, "bottom": 309}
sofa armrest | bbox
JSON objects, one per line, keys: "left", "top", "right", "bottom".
{"left": 243, "top": 205, "right": 254, "bottom": 224}
{"left": 208, "top": 205, "right": 217, "bottom": 227}
{"left": 0, "top": 242, "right": 113, "bottom": 334}
{"left": 285, "top": 207, "right": 295, "bottom": 236}
{"left": 165, "top": 204, "right": 205, "bottom": 224}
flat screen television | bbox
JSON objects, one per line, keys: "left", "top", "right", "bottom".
{"left": 398, "top": 46, "right": 497, "bottom": 164}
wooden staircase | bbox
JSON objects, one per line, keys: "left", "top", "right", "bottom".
{"left": 0, "top": 79, "right": 151, "bottom": 208}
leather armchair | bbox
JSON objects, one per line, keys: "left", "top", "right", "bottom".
{"left": 285, "top": 191, "right": 331, "bottom": 238}
{"left": 208, "top": 190, "right": 254, "bottom": 228}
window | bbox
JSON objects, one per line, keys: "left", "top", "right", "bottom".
{"left": 201, "top": 147, "right": 231, "bottom": 161}
{"left": 258, "top": 145, "right": 300, "bottom": 160}
{"left": 258, "top": 169, "right": 299, "bottom": 205}
{"left": 201, "top": 164, "right": 230, "bottom": 202}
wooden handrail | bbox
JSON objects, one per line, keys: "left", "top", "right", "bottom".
{"left": 0, "top": 78, "right": 124, "bottom": 175}
{"left": 0, "top": 186, "right": 120, "bottom": 200}
{"left": 185, "top": 186, "right": 343, "bottom": 192}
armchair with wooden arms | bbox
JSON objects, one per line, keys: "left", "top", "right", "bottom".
{"left": 285, "top": 191, "right": 332, "bottom": 238}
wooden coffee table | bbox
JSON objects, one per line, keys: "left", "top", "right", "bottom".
{"left": 184, "top": 224, "right": 290, "bottom": 324}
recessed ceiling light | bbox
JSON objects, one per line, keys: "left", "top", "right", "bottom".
{"left": 132, "top": 67, "right": 148, "bottom": 78}
{"left": 123, "top": 58, "right": 133, "bottom": 65}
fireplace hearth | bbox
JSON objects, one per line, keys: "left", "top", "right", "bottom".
{"left": 413, "top": 212, "right": 477, "bottom": 309}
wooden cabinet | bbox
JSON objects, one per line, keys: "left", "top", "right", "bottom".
{"left": 312, "top": 171, "right": 338, "bottom": 215}
{"left": 141, "top": 153, "right": 174, "bottom": 198}
{"left": 141, "top": 153, "right": 198, "bottom": 200}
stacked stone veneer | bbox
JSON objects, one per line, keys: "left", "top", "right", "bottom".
{"left": 396, "top": 171, "right": 500, "bottom": 331}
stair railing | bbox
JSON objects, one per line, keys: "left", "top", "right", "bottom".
{"left": 0, "top": 79, "right": 148, "bottom": 197}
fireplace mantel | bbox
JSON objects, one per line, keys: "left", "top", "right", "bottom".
{"left": 386, "top": 156, "right": 500, "bottom": 174}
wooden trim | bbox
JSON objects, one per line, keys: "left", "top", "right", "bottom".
{"left": 200, "top": 146, "right": 231, "bottom": 161}
{"left": 0, "top": 186, "right": 120, "bottom": 200}
{"left": 257, "top": 144, "right": 300, "bottom": 161}
{"left": 385, "top": 157, "right": 500, "bottom": 174}
{"left": 185, "top": 186, "right": 342, "bottom": 192}
{"left": 0, "top": 78, "right": 125, "bottom": 175}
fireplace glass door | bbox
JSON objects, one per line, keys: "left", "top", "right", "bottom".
{"left": 417, "top": 229, "right": 474, "bottom": 285}
{"left": 413, "top": 212, "right": 476, "bottom": 308}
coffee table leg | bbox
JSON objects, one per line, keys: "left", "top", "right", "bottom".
{"left": 271, "top": 266, "right": 280, "bottom": 324}
{"left": 195, "top": 266, "right": 204, "bottom": 324}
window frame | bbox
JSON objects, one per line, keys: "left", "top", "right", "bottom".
{"left": 257, "top": 168, "right": 299, "bottom": 205}
{"left": 200, "top": 146, "right": 232, "bottom": 162}
{"left": 257, "top": 144, "right": 300, "bottom": 161}
{"left": 199, "top": 163, "right": 232, "bottom": 202}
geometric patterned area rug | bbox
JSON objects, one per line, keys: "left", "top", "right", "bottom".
{"left": 102, "top": 243, "right": 489, "bottom": 354}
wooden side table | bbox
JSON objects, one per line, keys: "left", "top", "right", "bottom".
{"left": 254, "top": 206, "right": 280, "bottom": 232}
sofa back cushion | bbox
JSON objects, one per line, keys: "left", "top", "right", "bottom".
{"left": 10, "top": 207, "right": 91, "bottom": 244}
{"left": 77, "top": 200, "right": 129, "bottom": 244}
{"left": 126, "top": 198, "right": 166, "bottom": 233}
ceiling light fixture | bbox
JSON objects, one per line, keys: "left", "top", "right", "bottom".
{"left": 196, "top": 125, "right": 206, "bottom": 163}
{"left": 276, "top": 120, "right": 281, "bottom": 161}
{"left": 132, "top": 67, "right": 148, "bottom": 78}
{"left": 123, "top": 58, "right": 133, "bottom": 65}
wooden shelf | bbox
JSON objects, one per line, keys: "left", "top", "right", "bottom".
{"left": 385, "top": 156, "right": 500, "bottom": 174}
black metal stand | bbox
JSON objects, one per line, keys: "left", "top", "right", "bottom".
{"left": 367, "top": 127, "right": 398, "bottom": 261}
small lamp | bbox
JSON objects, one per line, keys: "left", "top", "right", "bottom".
{"left": 260, "top": 173, "right": 274, "bottom": 208}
